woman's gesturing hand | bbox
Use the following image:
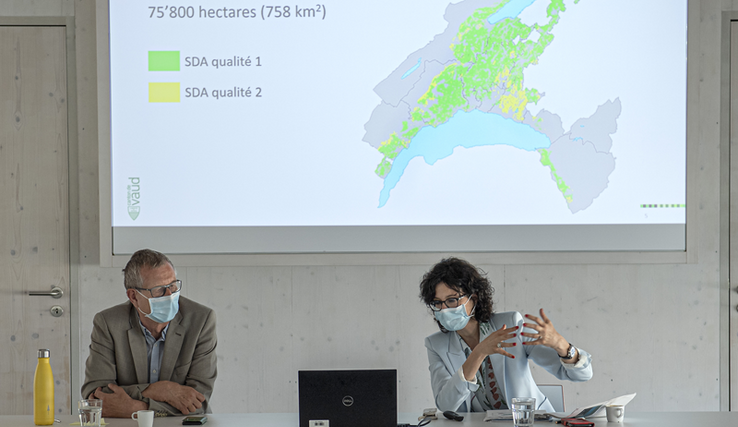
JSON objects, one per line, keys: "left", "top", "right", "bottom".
{"left": 477, "top": 324, "right": 519, "bottom": 359}
{"left": 521, "top": 309, "right": 569, "bottom": 355}
{"left": 461, "top": 323, "right": 520, "bottom": 381}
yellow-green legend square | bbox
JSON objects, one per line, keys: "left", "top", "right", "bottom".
{"left": 148, "top": 51, "right": 180, "bottom": 71}
{"left": 149, "top": 82, "right": 180, "bottom": 103}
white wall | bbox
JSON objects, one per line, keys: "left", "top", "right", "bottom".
{"left": 1, "top": 0, "right": 735, "bottom": 414}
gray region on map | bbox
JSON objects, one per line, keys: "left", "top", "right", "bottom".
{"left": 373, "top": 54, "right": 455, "bottom": 108}
{"left": 363, "top": 60, "right": 450, "bottom": 148}
{"left": 527, "top": 109, "right": 565, "bottom": 142}
{"left": 547, "top": 98, "right": 621, "bottom": 213}
{"left": 363, "top": 0, "right": 504, "bottom": 148}
{"left": 569, "top": 98, "right": 621, "bottom": 152}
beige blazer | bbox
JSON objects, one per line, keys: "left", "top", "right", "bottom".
{"left": 81, "top": 296, "right": 218, "bottom": 415}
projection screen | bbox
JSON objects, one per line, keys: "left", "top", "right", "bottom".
{"left": 104, "top": 0, "right": 688, "bottom": 255}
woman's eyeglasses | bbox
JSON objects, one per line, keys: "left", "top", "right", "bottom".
{"left": 427, "top": 295, "right": 468, "bottom": 312}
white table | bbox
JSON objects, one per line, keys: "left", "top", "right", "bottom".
{"left": 2, "top": 412, "right": 737, "bottom": 427}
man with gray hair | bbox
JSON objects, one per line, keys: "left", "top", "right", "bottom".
{"left": 82, "top": 249, "right": 217, "bottom": 417}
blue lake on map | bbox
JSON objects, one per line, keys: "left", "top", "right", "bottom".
{"left": 402, "top": 58, "right": 422, "bottom": 79}
{"left": 487, "top": 0, "right": 537, "bottom": 25}
{"left": 378, "top": 110, "right": 552, "bottom": 208}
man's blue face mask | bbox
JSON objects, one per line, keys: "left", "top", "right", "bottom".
{"left": 137, "top": 290, "right": 180, "bottom": 323}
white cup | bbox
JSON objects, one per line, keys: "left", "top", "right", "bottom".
{"left": 131, "top": 409, "right": 155, "bottom": 427}
{"left": 606, "top": 405, "right": 625, "bottom": 423}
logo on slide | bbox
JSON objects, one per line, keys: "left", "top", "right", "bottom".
{"left": 127, "top": 177, "right": 141, "bottom": 220}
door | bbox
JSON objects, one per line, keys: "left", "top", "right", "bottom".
{"left": 0, "top": 26, "right": 71, "bottom": 416}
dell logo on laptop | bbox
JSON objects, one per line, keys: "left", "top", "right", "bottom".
{"left": 342, "top": 396, "right": 354, "bottom": 407}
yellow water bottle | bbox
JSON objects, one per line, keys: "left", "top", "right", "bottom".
{"left": 33, "top": 349, "right": 54, "bottom": 426}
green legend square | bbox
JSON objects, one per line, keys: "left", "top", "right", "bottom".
{"left": 148, "top": 51, "right": 180, "bottom": 71}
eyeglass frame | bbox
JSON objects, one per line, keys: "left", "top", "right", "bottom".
{"left": 134, "top": 279, "right": 182, "bottom": 298}
{"left": 427, "top": 294, "right": 470, "bottom": 312}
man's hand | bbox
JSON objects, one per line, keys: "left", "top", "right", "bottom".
{"left": 92, "top": 384, "right": 148, "bottom": 418}
{"left": 142, "top": 381, "right": 205, "bottom": 415}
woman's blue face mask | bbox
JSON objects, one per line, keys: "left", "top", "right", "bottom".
{"left": 434, "top": 298, "right": 473, "bottom": 331}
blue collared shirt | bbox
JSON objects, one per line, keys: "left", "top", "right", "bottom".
{"left": 138, "top": 320, "right": 169, "bottom": 383}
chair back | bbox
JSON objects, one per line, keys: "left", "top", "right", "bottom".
{"left": 537, "top": 384, "right": 565, "bottom": 412}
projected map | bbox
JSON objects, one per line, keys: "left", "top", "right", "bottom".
{"left": 364, "top": 0, "right": 619, "bottom": 213}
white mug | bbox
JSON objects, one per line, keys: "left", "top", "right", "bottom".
{"left": 131, "top": 409, "right": 155, "bottom": 427}
{"left": 606, "top": 405, "right": 625, "bottom": 423}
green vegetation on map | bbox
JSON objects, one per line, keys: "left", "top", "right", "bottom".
{"left": 378, "top": 133, "right": 410, "bottom": 160}
{"left": 374, "top": 0, "right": 573, "bottom": 180}
{"left": 375, "top": 132, "right": 408, "bottom": 177}
{"left": 539, "top": 148, "right": 572, "bottom": 203}
{"left": 375, "top": 159, "right": 392, "bottom": 178}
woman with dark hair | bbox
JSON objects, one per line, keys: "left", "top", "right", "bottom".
{"left": 419, "top": 258, "right": 592, "bottom": 413}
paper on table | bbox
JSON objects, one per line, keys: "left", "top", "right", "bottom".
{"left": 484, "top": 410, "right": 513, "bottom": 421}
{"left": 548, "top": 393, "right": 636, "bottom": 419}
{"left": 484, "top": 410, "right": 550, "bottom": 422}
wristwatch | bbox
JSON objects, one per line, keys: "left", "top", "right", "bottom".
{"left": 560, "top": 343, "right": 576, "bottom": 360}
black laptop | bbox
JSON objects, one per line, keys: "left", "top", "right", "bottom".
{"left": 298, "top": 369, "right": 397, "bottom": 427}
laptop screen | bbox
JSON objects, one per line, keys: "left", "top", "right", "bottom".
{"left": 298, "top": 369, "right": 397, "bottom": 427}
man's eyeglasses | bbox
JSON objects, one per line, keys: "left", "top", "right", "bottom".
{"left": 135, "top": 280, "right": 182, "bottom": 298}
{"left": 428, "top": 294, "right": 469, "bottom": 312}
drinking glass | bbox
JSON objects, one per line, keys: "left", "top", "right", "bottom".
{"left": 78, "top": 399, "right": 102, "bottom": 427}
{"left": 511, "top": 397, "right": 536, "bottom": 427}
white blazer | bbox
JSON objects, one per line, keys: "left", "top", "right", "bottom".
{"left": 425, "top": 311, "right": 593, "bottom": 412}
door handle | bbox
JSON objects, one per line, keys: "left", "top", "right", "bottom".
{"left": 28, "top": 286, "right": 64, "bottom": 299}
